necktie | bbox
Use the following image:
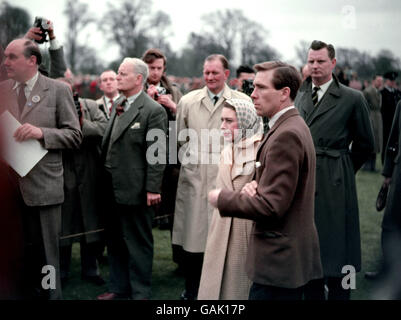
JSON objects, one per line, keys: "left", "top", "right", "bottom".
{"left": 213, "top": 96, "right": 219, "bottom": 105}
{"left": 312, "top": 86, "right": 320, "bottom": 107}
{"left": 18, "top": 83, "right": 27, "bottom": 114}
{"left": 109, "top": 98, "right": 113, "bottom": 116}
{"left": 116, "top": 99, "right": 127, "bottom": 116}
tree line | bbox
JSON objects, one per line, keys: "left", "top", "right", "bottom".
{"left": 1, "top": 0, "right": 400, "bottom": 79}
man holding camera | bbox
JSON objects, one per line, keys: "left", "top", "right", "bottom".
{"left": 24, "top": 18, "right": 67, "bottom": 79}
{"left": 142, "top": 49, "right": 182, "bottom": 228}
{"left": 234, "top": 65, "right": 255, "bottom": 94}
{"left": 1, "top": 38, "right": 82, "bottom": 299}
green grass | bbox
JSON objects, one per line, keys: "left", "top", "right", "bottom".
{"left": 63, "top": 163, "right": 385, "bottom": 300}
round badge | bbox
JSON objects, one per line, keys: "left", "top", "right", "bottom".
{"left": 32, "top": 95, "right": 40, "bottom": 103}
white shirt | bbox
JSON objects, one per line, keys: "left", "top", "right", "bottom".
{"left": 312, "top": 78, "right": 333, "bottom": 103}
{"left": 207, "top": 89, "right": 223, "bottom": 103}
{"left": 105, "top": 94, "right": 120, "bottom": 113}
{"left": 13, "top": 71, "right": 39, "bottom": 100}
{"left": 123, "top": 91, "right": 142, "bottom": 112}
{"left": 268, "top": 106, "right": 295, "bottom": 129}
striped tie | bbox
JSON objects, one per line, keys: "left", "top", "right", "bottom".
{"left": 312, "top": 86, "right": 320, "bottom": 107}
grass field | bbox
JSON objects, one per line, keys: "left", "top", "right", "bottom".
{"left": 63, "top": 165, "right": 385, "bottom": 300}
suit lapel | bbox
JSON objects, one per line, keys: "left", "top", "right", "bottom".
{"left": 20, "top": 73, "right": 49, "bottom": 120}
{"left": 300, "top": 77, "right": 341, "bottom": 127}
{"left": 111, "top": 92, "right": 144, "bottom": 143}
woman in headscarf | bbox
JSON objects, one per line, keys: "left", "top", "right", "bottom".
{"left": 198, "top": 98, "right": 264, "bottom": 300}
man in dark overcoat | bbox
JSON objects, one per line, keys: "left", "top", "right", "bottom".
{"left": 295, "top": 40, "right": 374, "bottom": 300}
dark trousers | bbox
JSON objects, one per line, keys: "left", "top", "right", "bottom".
{"left": 105, "top": 201, "right": 154, "bottom": 300}
{"left": 182, "top": 250, "right": 204, "bottom": 298}
{"left": 363, "top": 153, "right": 377, "bottom": 171}
{"left": 303, "top": 277, "right": 350, "bottom": 300}
{"left": 249, "top": 282, "right": 304, "bottom": 300}
{"left": 60, "top": 241, "right": 99, "bottom": 279}
{"left": 21, "top": 204, "right": 62, "bottom": 300}
{"left": 376, "top": 228, "right": 401, "bottom": 298}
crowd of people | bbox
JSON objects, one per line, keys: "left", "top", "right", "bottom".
{"left": 1, "top": 19, "right": 401, "bottom": 301}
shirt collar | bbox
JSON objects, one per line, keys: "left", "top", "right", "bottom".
{"left": 123, "top": 91, "right": 142, "bottom": 111}
{"left": 13, "top": 72, "right": 39, "bottom": 92}
{"left": 207, "top": 89, "right": 223, "bottom": 101}
{"left": 312, "top": 78, "right": 333, "bottom": 96}
{"left": 268, "top": 106, "right": 295, "bottom": 129}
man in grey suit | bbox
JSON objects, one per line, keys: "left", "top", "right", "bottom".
{"left": 1, "top": 38, "right": 82, "bottom": 299}
{"left": 295, "top": 40, "right": 374, "bottom": 300}
{"left": 97, "top": 58, "right": 167, "bottom": 300}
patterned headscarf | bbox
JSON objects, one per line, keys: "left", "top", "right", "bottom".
{"left": 224, "top": 98, "right": 263, "bottom": 140}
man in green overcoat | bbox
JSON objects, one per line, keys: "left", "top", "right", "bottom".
{"left": 295, "top": 40, "right": 374, "bottom": 300}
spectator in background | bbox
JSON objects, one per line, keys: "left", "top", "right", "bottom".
{"left": 301, "top": 64, "right": 311, "bottom": 81}
{"left": 371, "top": 101, "right": 401, "bottom": 299}
{"left": 233, "top": 65, "right": 255, "bottom": 93}
{"left": 56, "top": 77, "right": 107, "bottom": 288}
{"left": 142, "top": 49, "right": 183, "bottom": 271}
{"left": 381, "top": 71, "right": 401, "bottom": 163}
{"left": 349, "top": 71, "right": 362, "bottom": 91}
{"left": 363, "top": 75, "right": 384, "bottom": 172}
{"left": 96, "top": 70, "right": 120, "bottom": 120}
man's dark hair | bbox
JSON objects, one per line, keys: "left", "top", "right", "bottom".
{"left": 142, "top": 48, "right": 166, "bottom": 68}
{"left": 236, "top": 65, "right": 254, "bottom": 78}
{"left": 205, "top": 54, "right": 229, "bottom": 70}
{"left": 309, "top": 40, "right": 335, "bottom": 60}
{"left": 254, "top": 61, "right": 302, "bottom": 101}
{"left": 22, "top": 39, "right": 42, "bottom": 65}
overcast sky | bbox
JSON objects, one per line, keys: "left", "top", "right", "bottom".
{"left": 13, "top": 0, "right": 401, "bottom": 69}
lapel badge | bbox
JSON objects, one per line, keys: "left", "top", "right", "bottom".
{"left": 32, "top": 95, "right": 40, "bottom": 103}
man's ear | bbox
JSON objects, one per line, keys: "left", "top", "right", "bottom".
{"left": 281, "top": 87, "right": 291, "bottom": 101}
{"left": 224, "top": 69, "right": 230, "bottom": 80}
{"left": 29, "top": 55, "right": 37, "bottom": 66}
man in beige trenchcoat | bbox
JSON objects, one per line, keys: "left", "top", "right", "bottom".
{"left": 172, "top": 54, "right": 250, "bottom": 300}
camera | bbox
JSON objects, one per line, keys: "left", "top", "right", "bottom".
{"left": 154, "top": 87, "right": 167, "bottom": 99}
{"left": 33, "top": 17, "right": 51, "bottom": 44}
{"left": 242, "top": 79, "right": 254, "bottom": 97}
{"left": 73, "top": 92, "right": 82, "bottom": 119}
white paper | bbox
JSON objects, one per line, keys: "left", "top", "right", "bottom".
{"left": 0, "top": 110, "right": 48, "bottom": 177}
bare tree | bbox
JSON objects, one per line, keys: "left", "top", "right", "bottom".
{"left": 0, "top": 1, "right": 31, "bottom": 47}
{"left": 63, "top": 0, "right": 94, "bottom": 73}
{"left": 295, "top": 40, "right": 311, "bottom": 66}
{"left": 100, "top": 0, "right": 173, "bottom": 59}
{"left": 200, "top": 9, "right": 279, "bottom": 66}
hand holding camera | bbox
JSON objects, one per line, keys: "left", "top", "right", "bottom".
{"left": 73, "top": 92, "right": 84, "bottom": 127}
{"left": 26, "top": 17, "right": 54, "bottom": 44}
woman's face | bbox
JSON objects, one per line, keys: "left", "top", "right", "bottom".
{"left": 221, "top": 107, "right": 239, "bottom": 142}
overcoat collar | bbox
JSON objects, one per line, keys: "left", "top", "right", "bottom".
{"left": 197, "top": 83, "right": 233, "bottom": 115}
{"left": 297, "top": 74, "right": 341, "bottom": 126}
